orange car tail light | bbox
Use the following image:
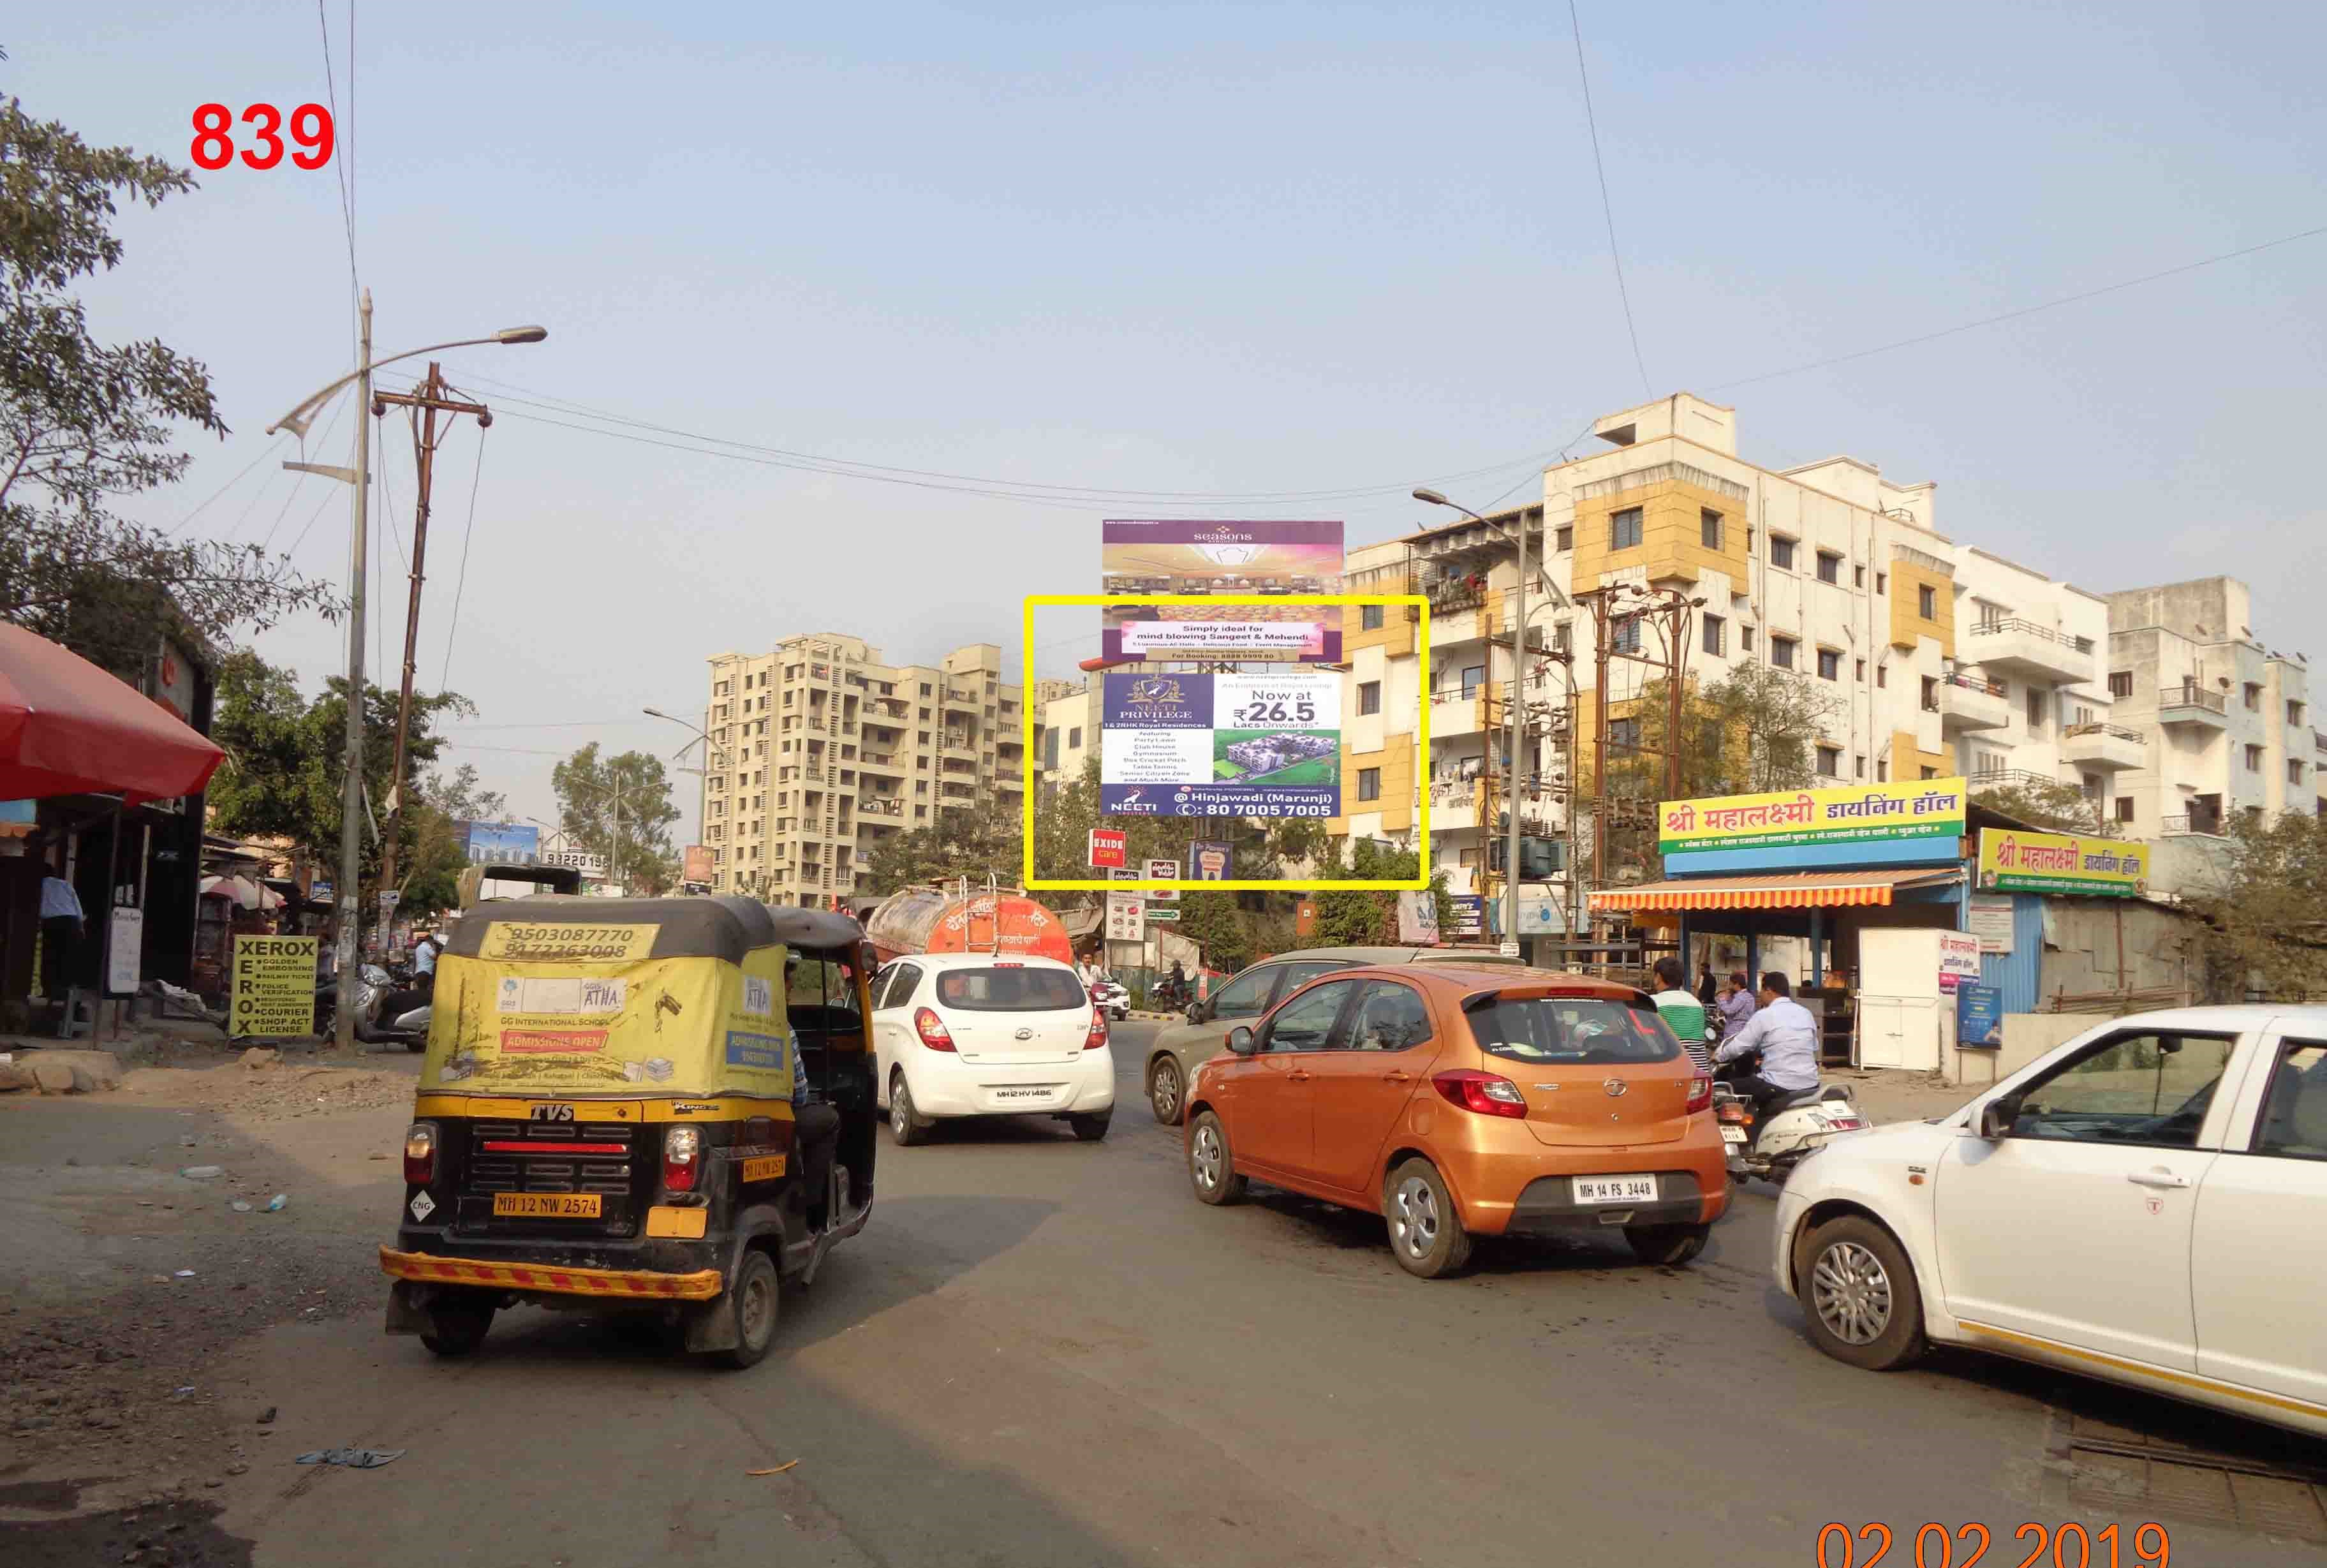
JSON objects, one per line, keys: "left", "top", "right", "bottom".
{"left": 1685, "top": 1073, "right": 1712, "bottom": 1113}
{"left": 1431, "top": 1070, "right": 1529, "bottom": 1119}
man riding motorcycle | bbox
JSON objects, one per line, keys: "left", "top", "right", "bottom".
{"left": 1711, "top": 971, "right": 1821, "bottom": 1146}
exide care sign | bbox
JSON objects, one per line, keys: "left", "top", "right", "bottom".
{"left": 1087, "top": 829, "right": 1127, "bottom": 869}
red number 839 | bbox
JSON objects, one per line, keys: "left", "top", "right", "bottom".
{"left": 190, "top": 104, "right": 334, "bottom": 172}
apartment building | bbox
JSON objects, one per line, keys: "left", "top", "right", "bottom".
{"left": 1326, "top": 394, "right": 2123, "bottom": 912}
{"left": 699, "top": 636, "right": 1023, "bottom": 904}
{"left": 1037, "top": 682, "right": 1098, "bottom": 799}
{"left": 2102, "top": 577, "right": 2317, "bottom": 864}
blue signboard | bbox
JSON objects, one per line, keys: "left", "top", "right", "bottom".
{"left": 1956, "top": 983, "right": 2003, "bottom": 1049}
{"left": 1449, "top": 894, "right": 1484, "bottom": 936}
{"left": 459, "top": 820, "right": 540, "bottom": 866}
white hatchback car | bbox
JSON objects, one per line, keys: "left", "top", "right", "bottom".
{"left": 871, "top": 954, "right": 1115, "bottom": 1145}
{"left": 1778, "top": 1005, "right": 2327, "bottom": 1437}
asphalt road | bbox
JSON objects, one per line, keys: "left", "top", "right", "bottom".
{"left": 197, "top": 1023, "right": 2323, "bottom": 1567}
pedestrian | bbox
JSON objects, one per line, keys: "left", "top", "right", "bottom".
{"left": 1696, "top": 963, "right": 1717, "bottom": 1008}
{"left": 1713, "top": 972, "right": 1822, "bottom": 1145}
{"left": 1647, "top": 956, "right": 1713, "bottom": 1074}
{"left": 37, "top": 846, "right": 84, "bottom": 1000}
{"left": 1717, "top": 970, "right": 1757, "bottom": 1042}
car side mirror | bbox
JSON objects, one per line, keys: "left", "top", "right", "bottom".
{"left": 1226, "top": 1026, "right": 1257, "bottom": 1056}
{"left": 1977, "top": 1097, "right": 2019, "bottom": 1140}
{"left": 1188, "top": 1000, "right": 1209, "bottom": 1023}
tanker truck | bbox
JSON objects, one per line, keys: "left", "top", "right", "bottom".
{"left": 859, "top": 880, "right": 1075, "bottom": 968}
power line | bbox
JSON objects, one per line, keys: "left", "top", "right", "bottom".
{"left": 313, "top": 0, "right": 357, "bottom": 305}
{"left": 254, "top": 389, "right": 353, "bottom": 551}
{"left": 1567, "top": 0, "right": 1650, "bottom": 397}
{"left": 438, "top": 424, "right": 487, "bottom": 690}
{"left": 1706, "top": 221, "right": 2327, "bottom": 394}
{"left": 163, "top": 434, "right": 290, "bottom": 538}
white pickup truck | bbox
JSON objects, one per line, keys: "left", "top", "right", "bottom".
{"left": 1778, "top": 1003, "right": 2327, "bottom": 1437}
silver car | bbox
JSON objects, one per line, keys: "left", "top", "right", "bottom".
{"left": 1139, "top": 946, "right": 1530, "bottom": 1123}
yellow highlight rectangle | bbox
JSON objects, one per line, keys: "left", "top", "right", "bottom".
{"left": 644, "top": 1204, "right": 709, "bottom": 1239}
{"left": 1022, "top": 595, "right": 1430, "bottom": 892}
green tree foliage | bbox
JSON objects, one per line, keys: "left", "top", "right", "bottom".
{"left": 1028, "top": 757, "right": 1324, "bottom": 885}
{"left": 2187, "top": 810, "right": 2327, "bottom": 1001}
{"left": 552, "top": 743, "right": 680, "bottom": 894}
{"left": 1970, "top": 777, "right": 2116, "bottom": 838}
{"left": 398, "top": 764, "right": 507, "bottom": 919}
{"left": 0, "top": 89, "right": 331, "bottom": 671}
{"left": 1298, "top": 839, "right": 1454, "bottom": 949}
{"left": 205, "top": 649, "right": 467, "bottom": 889}
{"left": 861, "top": 800, "right": 1024, "bottom": 897}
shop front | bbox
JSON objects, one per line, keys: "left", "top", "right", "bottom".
{"left": 1590, "top": 778, "right": 1973, "bottom": 1069}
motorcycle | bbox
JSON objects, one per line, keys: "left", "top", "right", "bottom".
{"left": 1709, "top": 1049, "right": 1869, "bottom": 1187}
{"left": 315, "top": 964, "right": 391, "bottom": 1040}
{"left": 1090, "top": 977, "right": 1130, "bottom": 1022}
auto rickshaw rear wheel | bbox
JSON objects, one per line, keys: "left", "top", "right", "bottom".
{"left": 711, "top": 1248, "right": 780, "bottom": 1370}
{"left": 420, "top": 1292, "right": 495, "bottom": 1357}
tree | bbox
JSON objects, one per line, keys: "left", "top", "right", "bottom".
{"left": 552, "top": 744, "right": 680, "bottom": 894}
{"left": 1970, "top": 777, "right": 2115, "bottom": 838}
{"left": 0, "top": 89, "right": 332, "bottom": 672}
{"left": 399, "top": 764, "right": 508, "bottom": 919}
{"left": 2185, "top": 810, "right": 2327, "bottom": 1002}
{"left": 863, "top": 801, "right": 1023, "bottom": 896}
{"left": 205, "top": 649, "right": 468, "bottom": 891}
{"left": 1028, "top": 756, "right": 1325, "bottom": 886}
{"left": 1299, "top": 839, "right": 1454, "bottom": 949}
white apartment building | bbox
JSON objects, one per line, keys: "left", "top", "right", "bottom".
{"left": 700, "top": 636, "right": 1023, "bottom": 905}
{"left": 2102, "top": 577, "right": 2318, "bottom": 889}
{"left": 1037, "top": 682, "right": 1098, "bottom": 799}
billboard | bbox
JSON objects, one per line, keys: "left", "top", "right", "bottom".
{"left": 1976, "top": 829, "right": 2144, "bottom": 896}
{"left": 544, "top": 849, "right": 611, "bottom": 876}
{"left": 1657, "top": 778, "right": 1967, "bottom": 857}
{"left": 681, "top": 845, "right": 714, "bottom": 884}
{"left": 1187, "top": 840, "right": 1234, "bottom": 880}
{"left": 1100, "top": 672, "right": 1339, "bottom": 818}
{"left": 1100, "top": 519, "right": 1344, "bottom": 662}
{"left": 459, "top": 820, "right": 541, "bottom": 865}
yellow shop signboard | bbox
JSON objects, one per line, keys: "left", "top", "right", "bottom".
{"left": 1976, "top": 829, "right": 2144, "bottom": 897}
{"left": 1658, "top": 778, "right": 1967, "bottom": 855}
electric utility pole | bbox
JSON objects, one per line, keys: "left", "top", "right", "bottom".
{"left": 369, "top": 364, "right": 491, "bottom": 929}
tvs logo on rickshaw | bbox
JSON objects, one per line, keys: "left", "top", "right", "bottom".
{"left": 501, "top": 1029, "right": 609, "bottom": 1054}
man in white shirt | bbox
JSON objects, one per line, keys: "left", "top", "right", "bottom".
{"left": 39, "top": 852, "right": 85, "bottom": 999}
{"left": 1713, "top": 972, "right": 1822, "bottom": 1145}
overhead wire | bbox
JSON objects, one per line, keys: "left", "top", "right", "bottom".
{"left": 313, "top": 1, "right": 358, "bottom": 309}
{"left": 1567, "top": 0, "right": 1650, "bottom": 397}
{"left": 163, "top": 433, "right": 292, "bottom": 538}
{"left": 438, "top": 420, "right": 488, "bottom": 690}
{"left": 253, "top": 389, "right": 353, "bottom": 551}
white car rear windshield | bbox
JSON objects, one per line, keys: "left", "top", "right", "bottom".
{"left": 935, "top": 966, "right": 1087, "bottom": 1012}
{"left": 1468, "top": 995, "right": 1680, "bottom": 1067}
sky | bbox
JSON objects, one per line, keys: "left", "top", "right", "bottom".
{"left": 12, "top": 1, "right": 2325, "bottom": 841}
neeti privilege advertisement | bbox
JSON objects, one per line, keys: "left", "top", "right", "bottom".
{"left": 1100, "top": 519, "right": 1344, "bottom": 662}
{"left": 1100, "top": 672, "right": 1340, "bottom": 818}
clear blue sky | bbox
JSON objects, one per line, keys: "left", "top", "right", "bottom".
{"left": 13, "top": 2, "right": 2324, "bottom": 837}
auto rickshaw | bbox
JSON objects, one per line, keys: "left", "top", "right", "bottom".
{"left": 378, "top": 897, "right": 876, "bottom": 1368}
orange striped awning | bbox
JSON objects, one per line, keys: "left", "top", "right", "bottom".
{"left": 1589, "top": 868, "right": 1960, "bottom": 913}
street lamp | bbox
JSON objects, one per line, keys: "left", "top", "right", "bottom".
{"left": 1415, "top": 487, "right": 1569, "bottom": 958}
{"left": 265, "top": 294, "right": 546, "bottom": 1051}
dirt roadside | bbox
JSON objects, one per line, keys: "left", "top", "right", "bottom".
{"left": 0, "top": 1046, "right": 419, "bottom": 1563}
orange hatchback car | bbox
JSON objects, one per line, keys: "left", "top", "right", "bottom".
{"left": 1183, "top": 965, "right": 1731, "bottom": 1276}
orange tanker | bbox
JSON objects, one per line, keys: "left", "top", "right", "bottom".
{"left": 860, "top": 883, "right": 1074, "bottom": 968}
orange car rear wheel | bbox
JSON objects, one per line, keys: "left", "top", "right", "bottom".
{"left": 1384, "top": 1158, "right": 1472, "bottom": 1278}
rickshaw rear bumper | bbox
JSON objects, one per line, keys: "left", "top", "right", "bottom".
{"left": 380, "top": 1244, "right": 725, "bottom": 1302}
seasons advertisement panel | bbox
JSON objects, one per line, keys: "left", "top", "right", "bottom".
{"left": 1100, "top": 672, "right": 1340, "bottom": 818}
{"left": 1100, "top": 519, "right": 1343, "bottom": 662}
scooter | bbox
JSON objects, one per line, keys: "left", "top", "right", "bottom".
{"left": 315, "top": 964, "right": 392, "bottom": 1039}
{"left": 1090, "top": 977, "right": 1130, "bottom": 1022}
{"left": 1710, "top": 1051, "right": 1869, "bottom": 1187}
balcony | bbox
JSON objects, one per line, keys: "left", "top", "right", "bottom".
{"left": 942, "top": 688, "right": 979, "bottom": 710}
{"left": 2061, "top": 721, "right": 2145, "bottom": 771}
{"left": 1936, "top": 672, "right": 2010, "bottom": 732}
{"left": 1963, "top": 618, "right": 2094, "bottom": 684}
{"left": 1428, "top": 776, "right": 1486, "bottom": 832}
{"left": 2157, "top": 684, "right": 2229, "bottom": 729}
{"left": 1428, "top": 689, "right": 1492, "bottom": 738}
{"left": 1969, "top": 767, "right": 2062, "bottom": 794}
{"left": 859, "top": 751, "right": 905, "bottom": 776}
{"left": 857, "top": 797, "right": 903, "bottom": 818}
{"left": 2161, "top": 811, "right": 2226, "bottom": 838}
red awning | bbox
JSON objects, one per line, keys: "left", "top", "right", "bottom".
{"left": 0, "top": 623, "right": 225, "bottom": 805}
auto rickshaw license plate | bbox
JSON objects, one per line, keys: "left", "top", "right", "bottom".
{"left": 492, "top": 1193, "right": 601, "bottom": 1219}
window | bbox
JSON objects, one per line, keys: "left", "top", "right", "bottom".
{"left": 1769, "top": 535, "right": 1796, "bottom": 571}
{"left": 1208, "top": 966, "right": 1277, "bottom": 1019}
{"left": 1461, "top": 664, "right": 1484, "bottom": 698}
{"left": 919, "top": 683, "right": 931, "bottom": 696}
{"left": 1920, "top": 766, "right": 1938, "bottom": 780}
{"left": 2001, "top": 1031, "right": 2237, "bottom": 1149}
{"left": 2253, "top": 1041, "right": 2327, "bottom": 1160}
{"left": 2291, "top": 700, "right": 2307, "bottom": 727}
{"left": 1916, "top": 584, "right": 1937, "bottom": 620}
{"left": 1854, "top": 563, "right": 1866, "bottom": 588}
{"left": 1875, "top": 572, "right": 1888, "bottom": 595}
{"left": 1358, "top": 767, "right": 1382, "bottom": 802}
{"left": 1817, "top": 648, "right": 1841, "bottom": 681}
{"left": 1741, "top": 626, "right": 1757, "bottom": 653}
{"left": 1609, "top": 716, "right": 1640, "bottom": 753}
{"left": 2293, "top": 760, "right": 2307, "bottom": 787}
{"left": 1877, "top": 760, "right": 1889, "bottom": 781}
{"left": 1816, "top": 550, "right": 1842, "bottom": 584}
{"left": 1876, "top": 663, "right": 1888, "bottom": 689}
{"left": 1262, "top": 979, "right": 1360, "bottom": 1053}
{"left": 1699, "top": 509, "right": 1723, "bottom": 549}
{"left": 2026, "top": 690, "right": 2046, "bottom": 732}
{"left": 1068, "top": 727, "right": 1082, "bottom": 748}
{"left": 1609, "top": 507, "right": 1643, "bottom": 551}
{"left": 1614, "top": 617, "right": 1643, "bottom": 653}
{"left": 1771, "top": 635, "right": 1797, "bottom": 670}
{"left": 1348, "top": 980, "right": 1433, "bottom": 1051}
{"left": 2107, "top": 795, "right": 2132, "bottom": 825}
{"left": 1471, "top": 995, "right": 1678, "bottom": 1067}
{"left": 1816, "top": 745, "right": 1841, "bottom": 778}
{"left": 1458, "top": 847, "right": 1481, "bottom": 868}
{"left": 936, "top": 966, "right": 1086, "bottom": 1011}
{"left": 1555, "top": 524, "right": 1573, "bottom": 552}
{"left": 875, "top": 962, "right": 922, "bottom": 1010}
{"left": 1358, "top": 681, "right": 1382, "bottom": 716}
{"left": 2245, "top": 744, "right": 2264, "bottom": 772}
{"left": 1854, "top": 753, "right": 1866, "bottom": 778}
{"left": 1921, "top": 675, "right": 1939, "bottom": 712}
{"left": 1702, "top": 614, "right": 1725, "bottom": 656}
{"left": 1044, "top": 729, "right": 1059, "bottom": 770}
{"left": 2244, "top": 683, "right": 2263, "bottom": 712}
{"left": 1361, "top": 603, "right": 1384, "bottom": 630}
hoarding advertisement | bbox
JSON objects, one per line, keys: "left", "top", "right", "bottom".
{"left": 1100, "top": 672, "right": 1340, "bottom": 818}
{"left": 459, "top": 819, "right": 542, "bottom": 865}
{"left": 1976, "top": 828, "right": 2144, "bottom": 896}
{"left": 1188, "top": 840, "right": 1234, "bottom": 880}
{"left": 1657, "top": 778, "right": 1967, "bottom": 855}
{"left": 1100, "top": 519, "right": 1344, "bottom": 662}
